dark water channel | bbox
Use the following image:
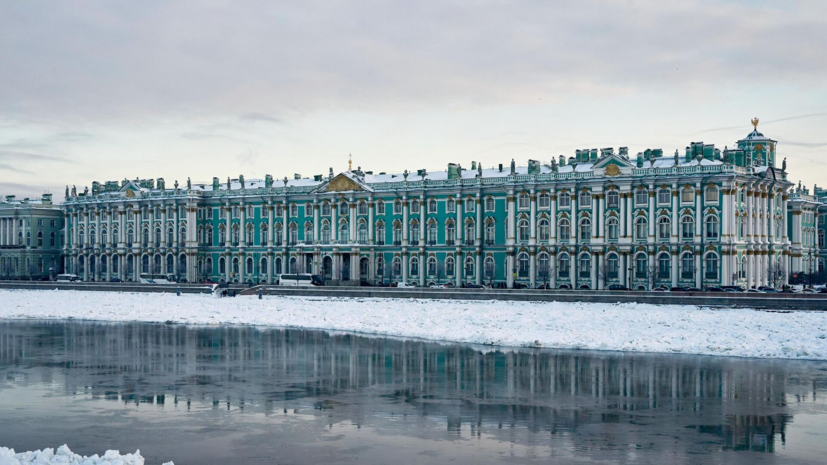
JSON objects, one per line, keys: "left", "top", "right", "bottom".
{"left": 0, "top": 321, "right": 826, "bottom": 464}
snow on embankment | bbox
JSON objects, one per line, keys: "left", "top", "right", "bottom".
{"left": 0, "top": 444, "right": 172, "bottom": 465}
{"left": 1, "top": 289, "right": 826, "bottom": 360}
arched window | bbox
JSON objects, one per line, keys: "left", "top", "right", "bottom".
{"left": 111, "top": 255, "right": 119, "bottom": 274}
{"left": 377, "top": 200, "right": 385, "bottom": 215}
{"left": 558, "top": 192, "right": 571, "bottom": 208}
{"left": 246, "top": 257, "right": 254, "bottom": 275}
{"left": 338, "top": 222, "right": 348, "bottom": 243}
{"left": 518, "top": 193, "right": 530, "bottom": 209}
{"left": 517, "top": 219, "right": 529, "bottom": 242}
{"left": 464, "top": 256, "right": 475, "bottom": 277}
{"left": 606, "top": 191, "right": 619, "bottom": 208}
{"left": 392, "top": 256, "right": 401, "bottom": 277}
{"left": 219, "top": 257, "right": 226, "bottom": 275}
{"left": 606, "top": 217, "right": 618, "bottom": 241}
{"left": 446, "top": 256, "right": 455, "bottom": 275}
{"left": 538, "top": 253, "right": 550, "bottom": 281}
{"left": 446, "top": 221, "right": 456, "bottom": 244}
{"left": 321, "top": 223, "right": 330, "bottom": 244}
{"left": 358, "top": 222, "right": 368, "bottom": 244}
{"left": 410, "top": 257, "right": 419, "bottom": 276}
{"left": 705, "top": 186, "right": 718, "bottom": 203}
{"left": 428, "top": 199, "right": 437, "bottom": 213}
{"left": 246, "top": 226, "right": 254, "bottom": 245}
{"left": 231, "top": 225, "right": 239, "bottom": 246}
{"left": 465, "top": 198, "right": 474, "bottom": 212}
{"left": 579, "top": 218, "right": 591, "bottom": 241}
{"left": 559, "top": 218, "right": 571, "bottom": 240}
{"left": 558, "top": 254, "right": 570, "bottom": 278}
{"left": 167, "top": 227, "right": 174, "bottom": 245}
{"left": 705, "top": 216, "right": 719, "bottom": 240}
{"left": 819, "top": 230, "right": 825, "bottom": 249}
{"left": 166, "top": 254, "right": 174, "bottom": 274}
{"left": 607, "top": 253, "right": 619, "bottom": 279}
{"left": 485, "top": 197, "right": 495, "bottom": 211}
{"left": 658, "top": 253, "right": 670, "bottom": 279}
{"left": 427, "top": 222, "right": 437, "bottom": 244}
{"left": 141, "top": 255, "right": 149, "bottom": 274}
{"left": 112, "top": 228, "right": 118, "bottom": 245}
{"left": 153, "top": 254, "right": 162, "bottom": 274}
{"left": 705, "top": 253, "right": 719, "bottom": 280}
{"left": 376, "top": 256, "right": 385, "bottom": 278}
{"left": 49, "top": 232, "right": 55, "bottom": 247}
{"left": 127, "top": 229, "right": 134, "bottom": 247}
{"left": 260, "top": 257, "right": 268, "bottom": 278}
{"left": 392, "top": 223, "right": 402, "bottom": 244}
{"left": 538, "top": 219, "right": 550, "bottom": 241}
{"left": 411, "top": 200, "right": 420, "bottom": 214}
{"left": 410, "top": 222, "right": 420, "bottom": 244}
{"left": 79, "top": 230, "right": 85, "bottom": 247}
{"left": 635, "top": 217, "right": 647, "bottom": 241}
{"left": 321, "top": 202, "right": 331, "bottom": 216}
{"left": 90, "top": 229, "right": 96, "bottom": 246}
{"left": 485, "top": 221, "right": 495, "bottom": 245}
{"left": 304, "top": 223, "right": 313, "bottom": 243}
{"left": 358, "top": 201, "right": 368, "bottom": 215}
{"left": 538, "top": 193, "right": 550, "bottom": 208}
{"left": 635, "top": 253, "right": 647, "bottom": 279}
{"left": 579, "top": 254, "right": 591, "bottom": 278}
{"left": 394, "top": 200, "right": 402, "bottom": 215}
{"left": 635, "top": 189, "right": 648, "bottom": 206}
{"left": 376, "top": 222, "right": 386, "bottom": 245}
{"left": 658, "top": 217, "right": 670, "bottom": 241}
{"left": 37, "top": 231, "right": 43, "bottom": 247}
{"left": 447, "top": 198, "right": 456, "bottom": 213}
{"left": 681, "top": 187, "right": 694, "bottom": 204}
{"left": 681, "top": 253, "right": 694, "bottom": 279}
{"left": 290, "top": 203, "right": 298, "bottom": 217}
{"left": 484, "top": 256, "right": 495, "bottom": 281}
{"left": 681, "top": 216, "right": 694, "bottom": 240}
{"left": 339, "top": 202, "right": 348, "bottom": 216}
{"left": 261, "top": 225, "right": 268, "bottom": 246}
{"left": 275, "top": 257, "right": 282, "bottom": 275}
{"left": 427, "top": 256, "right": 437, "bottom": 276}
{"left": 576, "top": 190, "right": 592, "bottom": 208}
{"left": 289, "top": 224, "right": 298, "bottom": 244}
{"left": 739, "top": 256, "right": 747, "bottom": 279}
{"left": 517, "top": 252, "right": 529, "bottom": 277}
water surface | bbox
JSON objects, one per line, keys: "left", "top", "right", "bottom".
{"left": 1, "top": 321, "right": 826, "bottom": 464}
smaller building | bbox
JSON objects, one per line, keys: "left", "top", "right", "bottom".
{"left": 787, "top": 183, "right": 822, "bottom": 284}
{"left": 0, "top": 193, "right": 65, "bottom": 280}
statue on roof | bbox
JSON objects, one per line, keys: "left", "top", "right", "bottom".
{"left": 65, "top": 186, "right": 69, "bottom": 198}
{"left": 83, "top": 186, "right": 88, "bottom": 196}
{"left": 477, "top": 162, "right": 483, "bottom": 178}
{"left": 227, "top": 177, "right": 231, "bottom": 189}
{"left": 239, "top": 174, "right": 245, "bottom": 189}
{"left": 751, "top": 117, "right": 759, "bottom": 130}
{"left": 510, "top": 158, "right": 516, "bottom": 175}
{"left": 187, "top": 177, "right": 191, "bottom": 190}
{"left": 403, "top": 170, "right": 408, "bottom": 181}
{"left": 551, "top": 158, "right": 558, "bottom": 173}
{"left": 329, "top": 167, "right": 334, "bottom": 180}
{"left": 348, "top": 153, "right": 353, "bottom": 172}
{"left": 782, "top": 157, "right": 787, "bottom": 172}
{"left": 174, "top": 179, "right": 179, "bottom": 190}
{"left": 674, "top": 149, "right": 679, "bottom": 166}
{"left": 71, "top": 185, "right": 76, "bottom": 197}
{"left": 283, "top": 176, "right": 289, "bottom": 186}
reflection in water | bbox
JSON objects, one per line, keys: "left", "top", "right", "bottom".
{"left": 0, "top": 321, "right": 825, "bottom": 464}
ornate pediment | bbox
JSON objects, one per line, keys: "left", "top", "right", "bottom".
{"left": 315, "top": 173, "right": 373, "bottom": 193}
{"left": 592, "top": 154, "right": 634, "bottom": 177}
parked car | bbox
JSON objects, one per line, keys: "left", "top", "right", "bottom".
{"left": 109, "top": 277, "right": 122, "bottom": 283}
{"left": 745, "top": 288, "right": 763, "bottom": 293}
{"left": 396, "top": 282, "right": 416, "bottom": 288}
{"left": 652, "top": 285, "right": 670, "bottom": 292}
{"left": 721, "top": 286, "right": 745, "bottom": 293}
{"left": 819, "top": 287, "right": 827, "bottom": 294}
{"left": 607, "top": 284, "right": 629, "bottom": 291}
{"left": 464, "top": 283, "right": 487, "bottom": 289}
{"left": 704, "top": 287, "right": 725, "bottom": 292}
{"left": 757, "top": 286, "right": 778, "bottom": 293}
{"left": 429, "top": 284, "right": 446, "bottom": 289}
{"left": 802, "top": 288, "right": 818, "bottom": 294}
{"left": 512, "top": 282, "right": 528, "bottom": 289}
{"left": 536, "top": 283, "right": 552, "bottom": 289}
{"left": 670, "top": 287, "right": 689, "bottom": 292}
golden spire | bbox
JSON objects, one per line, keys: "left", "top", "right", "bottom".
{"left": 348, "top": 153, "right": 352, "bottom": 171}
{"left": 751, "top": 117, "right": 759, "bottom": 130}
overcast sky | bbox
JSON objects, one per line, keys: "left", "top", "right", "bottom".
{"left": 2, "top": 0, "right": 826, "bottom": 201}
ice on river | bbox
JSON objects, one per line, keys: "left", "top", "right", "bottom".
{"left": 1, "top": 289, "right": 826, "bottom": 360}
{"left": 0, "top": 444, "right": 172, "bottom": 465}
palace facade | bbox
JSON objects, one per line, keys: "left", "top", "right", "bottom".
{"left": 59, "top": 122, "right": 807, "bottom": 290}
{"left": 0, "top": 194, "right": 64, "bottom": 279}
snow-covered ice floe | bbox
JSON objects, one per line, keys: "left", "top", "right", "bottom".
{"left": 1, "top": 289, "right": 826, "bottom": 360}
{"left": 0, "top": 444, "right": 173, "bottom": 465}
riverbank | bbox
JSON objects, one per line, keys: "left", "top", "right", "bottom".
{"left": 1, "top": 289, "right": 825, "bottom": 360}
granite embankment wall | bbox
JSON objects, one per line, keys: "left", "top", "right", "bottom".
{"left": 1, "top": 281, "right": 825, "bottom": 311}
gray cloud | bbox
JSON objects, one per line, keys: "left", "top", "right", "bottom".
{"left": 0, "top": 150, "right": 73, "bottom": 163}
{"left": 239, "top": 113, "right": 283, "bottom": 124}
{"left": 1, "top": 1, "right": 825, "bottom": 123}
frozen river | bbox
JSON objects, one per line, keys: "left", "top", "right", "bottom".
{"left": 0, "top": 320, "right": 826, "bottom": 464}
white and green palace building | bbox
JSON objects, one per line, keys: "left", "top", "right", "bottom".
{"left": 61, "top": 122, "right": 798, "bottom": 289}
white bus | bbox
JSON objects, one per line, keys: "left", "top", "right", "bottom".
{"left": 275, "top": 274, "right": 324, "bottom": 286}
{"left": 139, "top": 274, "right": 176, "bottom": 284}
{"left": 55, "top": 274, "right": 81, "bottom": 282}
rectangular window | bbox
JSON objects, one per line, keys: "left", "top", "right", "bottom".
{"left": 377, "top": 201, "right": 385, "bottom": 215}
{"left": 681, "top": 189, "right": 694, "bottom": 204}
{"left": 657, "top": 190, "right": 670, "bottom": 205}
{"left": 37, "top": 219, "right": 43, "bottom": 227}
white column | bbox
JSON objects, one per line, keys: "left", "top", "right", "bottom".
{"left": 591, "top": 192, "right": 598, "bottom": 239}
{"left": 268, "top": 204, "right": 275, "bottom": 245}
{"left": 456, "top": 253, "right": 463, "bottom": 287}
{"left": 402, "top": 198, "right": 408, "bottom": 246}
{"left": 350, "top": 201, "right": 356, "bottom": 243}
{"left": 590, "top": 253, "right": 597, "bottom": 289}
{"left": 549, "top": 189, "right": 557, "bottom": 244}
{"left": 694, "top": 184, "right": 702, "bottom": 243}
{"left": 331, "top": 202, "right": 337, "bottom": 243}
{"left": 368, "top": 200, "right": 374, "bottom": 244}
{"left": 475, "top": 196, "right": 482, "bottom": 245}
{"left": 671, "top": 251, "right": 678, "bottom": 288}
{"left": 419, "top": 195, "right": 426, "bottom": 246}
{"left": 507, "top": 192, "right": 515, "bottom": 288}
{"left": 457, "top": 197, "right": 463, "bottom": 244}
{"left": 671, "top": 184, "right": 679, "bottom": 242}
{"left": 240, "top": 202, "right": 247, "bottom": 247}
{"left": 224, "top": 205, "right": 232, "bottom": 247}
{"left": 529, "top": 192, "right": 537, "bottom": 244}
{"left": 648, "top": 184, "right": 655, "bottom": 241}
